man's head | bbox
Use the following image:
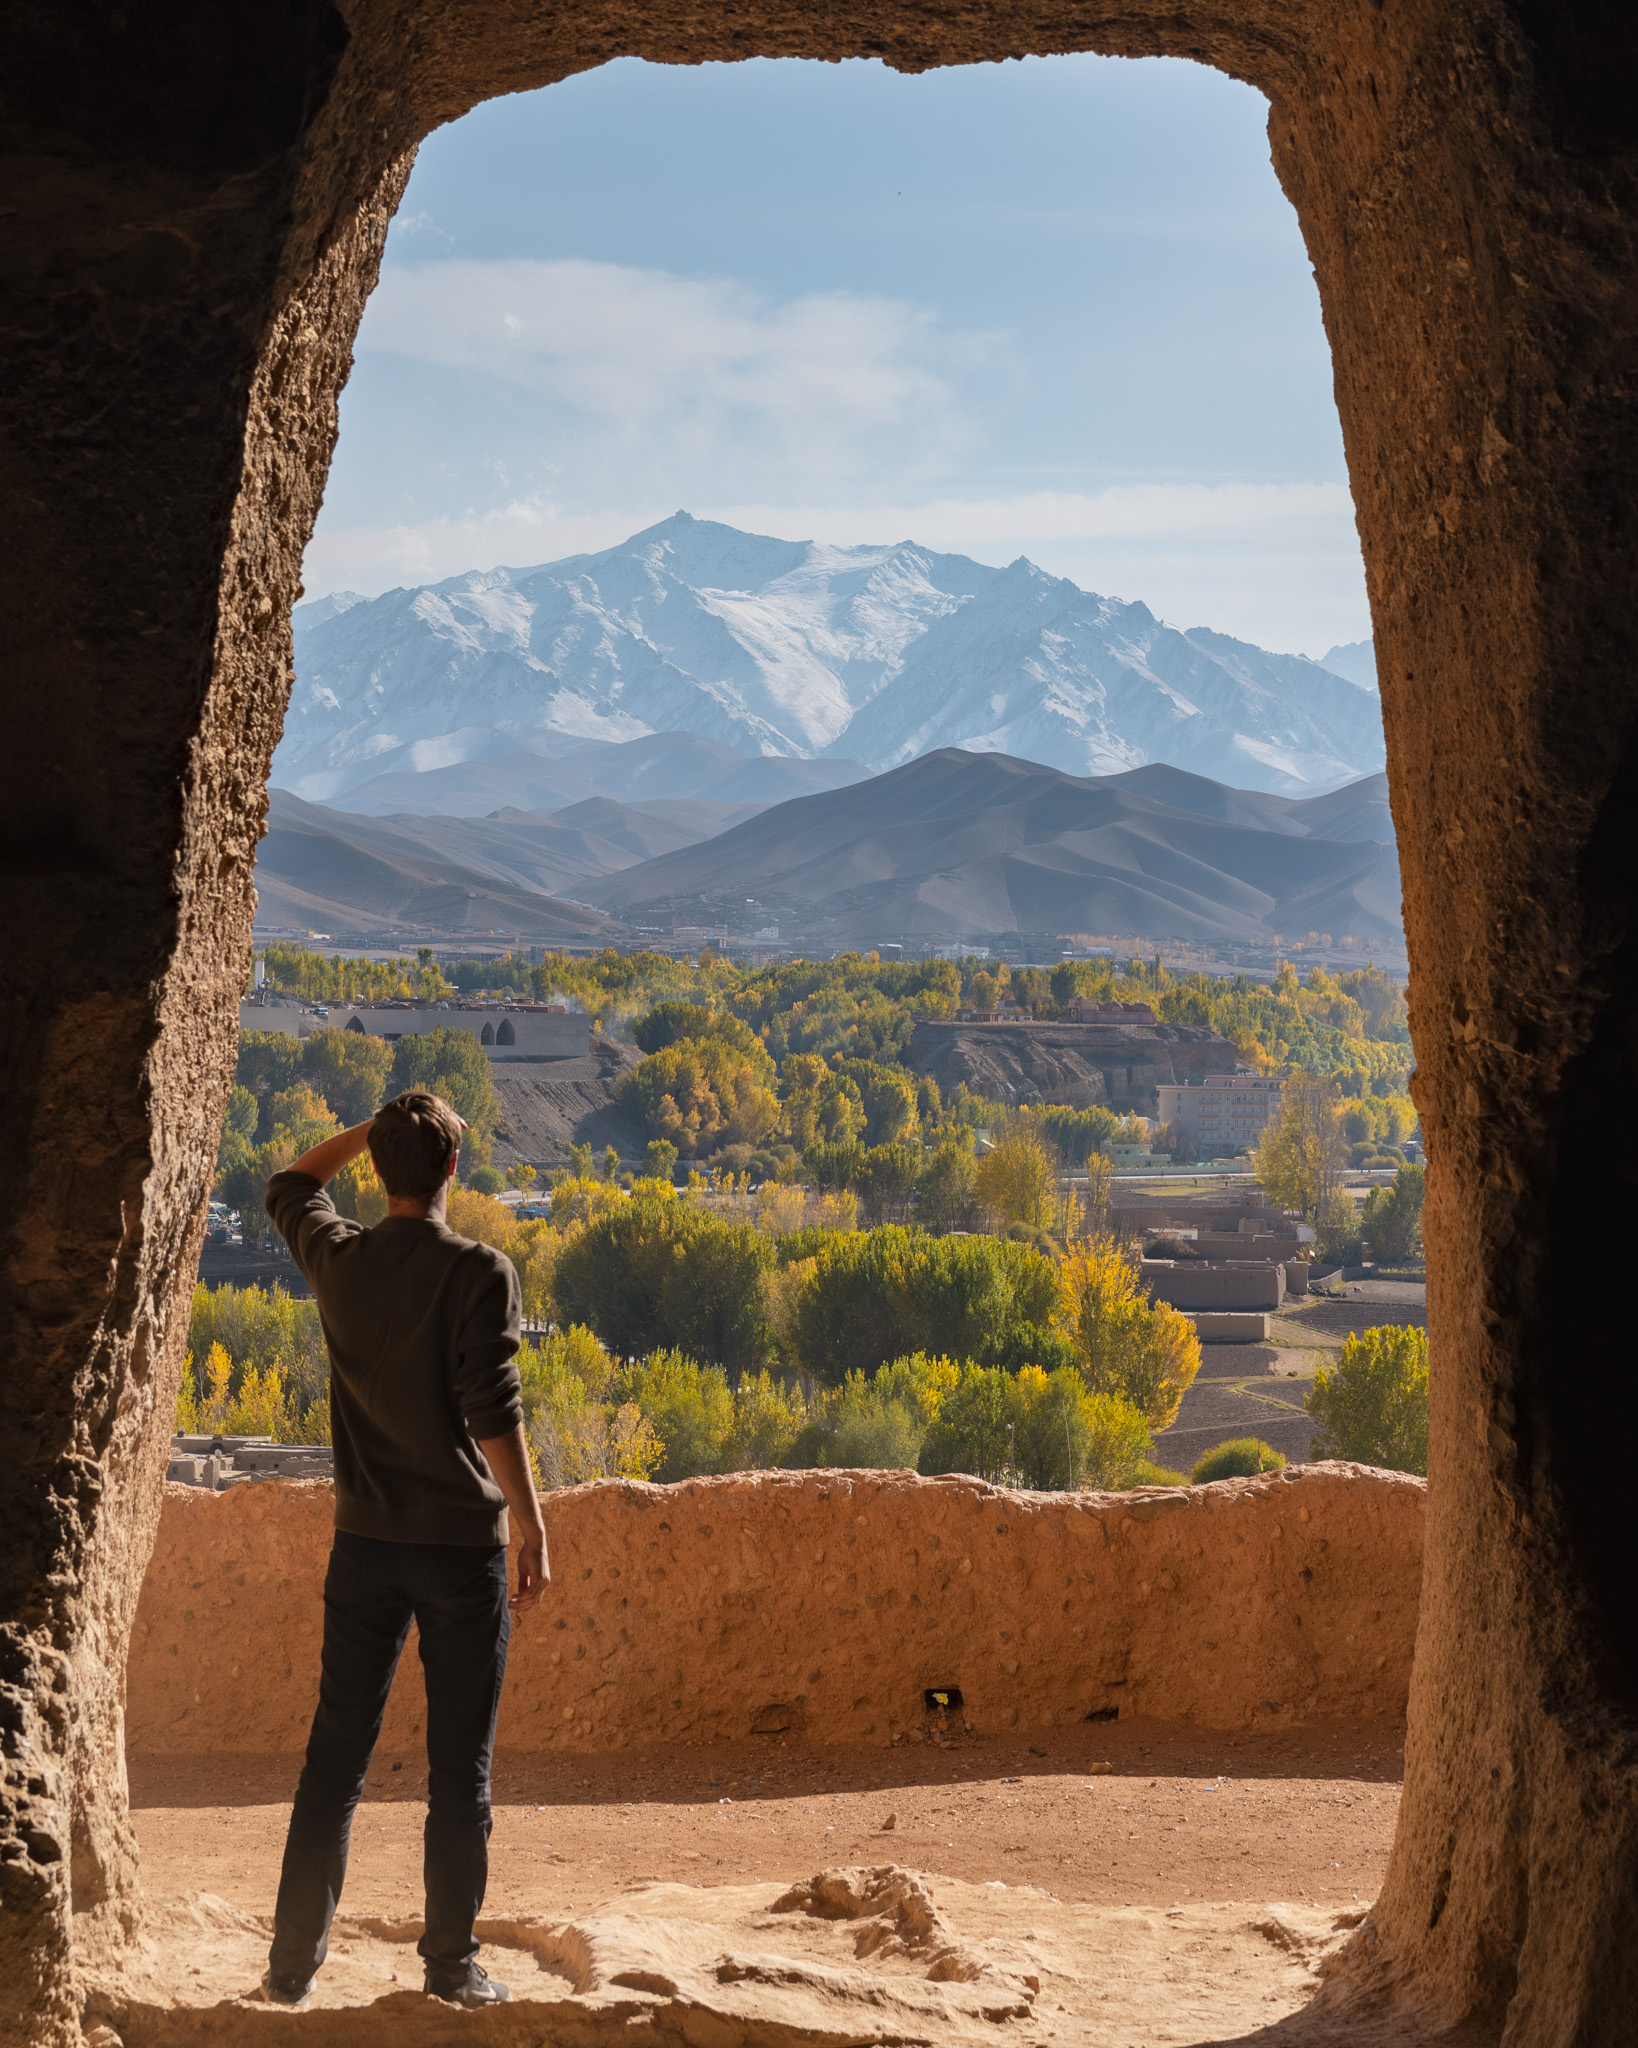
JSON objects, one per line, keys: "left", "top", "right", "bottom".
{"left": 367, "top": 1091, "right": 463, "bottom": 1201}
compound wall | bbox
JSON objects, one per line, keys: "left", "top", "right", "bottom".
{"left": 126, "top": 1466, "right": 1423, "bottom": 1757}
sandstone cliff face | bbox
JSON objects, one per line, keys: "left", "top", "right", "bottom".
{"left": 908, "top": 1021, "right": 1239, "bottom": 1114}
{"left": 126, "top": 1466, "right": 1421, "bottom": 1757}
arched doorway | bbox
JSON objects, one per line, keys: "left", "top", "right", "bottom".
{"left": 2, "top": 5, "right": 1634, "bottom": 2040}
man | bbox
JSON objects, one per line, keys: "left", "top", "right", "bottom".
{"left": 256, "top": 1089, "right": 549, "bottom": 2010}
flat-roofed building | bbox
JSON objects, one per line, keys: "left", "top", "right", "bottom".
{"left": 239, "top": 1000, "right": 589, "bottom": 1063}
{"left": 1156, "top": 1073, "right": 1283, "bottom": 1157}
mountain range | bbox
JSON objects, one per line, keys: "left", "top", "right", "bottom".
{"left": 256, "top": 752, "right": 1401, "bottom": 953}
{"left": 280, "top": 514, "right": 1384, "bottom": 805}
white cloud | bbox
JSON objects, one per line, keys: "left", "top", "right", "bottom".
{"left": 310, "top": 261, "right": 1367, "bottom": 651}
{"left": 302, "top": 480, "right": 1368, "bottom": 654}
{"left": 699, "top": 483, "right": 1368, "bottom": 651}
{"left": 357, "top": 258, "right": 987, "bottom": 485}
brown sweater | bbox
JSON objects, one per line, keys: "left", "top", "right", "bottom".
{"left": 266, "top": 1171, "right": 524, "bottom": 1546}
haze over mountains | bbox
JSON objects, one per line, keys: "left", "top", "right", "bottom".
{"left": 257, "top": 753, "right": 1401, "bottom": 954}
{"left": 281, "top": 514, "right": 1384, "bottom": 805}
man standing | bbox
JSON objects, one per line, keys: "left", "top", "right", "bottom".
{"left": 256, "top": 1089, "right": 549, "bottom": 2010}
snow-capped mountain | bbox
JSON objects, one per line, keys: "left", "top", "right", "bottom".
{"left": 280, "top": 514, "right": 1383, "bottom": 802}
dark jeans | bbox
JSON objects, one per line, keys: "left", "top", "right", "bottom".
{"left": 268, "top": 1531, "right": 510, "bottom": 1984}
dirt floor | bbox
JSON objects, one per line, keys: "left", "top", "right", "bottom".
{"left": 130, "top": 1716, "right": 1401, "bottom": 1919}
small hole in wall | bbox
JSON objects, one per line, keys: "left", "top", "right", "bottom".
{"left": 1085, "top": 1706, "right": 1119, "bottom": 1722}
{"left": 925, "top": 1687, "right": 963, "bottom": 1713}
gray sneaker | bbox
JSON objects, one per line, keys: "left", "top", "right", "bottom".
{"left": 425, "top": 1960, "right": 511, "bottom": 2008}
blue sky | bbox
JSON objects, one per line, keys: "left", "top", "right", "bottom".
{"left": 305, "top": 54, "right": 1369, "bottom": 655}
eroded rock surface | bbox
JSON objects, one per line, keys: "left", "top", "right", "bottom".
{"left": 85, "top": 1868, "right": 1368, "bottom": 2046}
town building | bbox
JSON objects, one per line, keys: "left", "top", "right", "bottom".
{"left": 1155, "top": 1073, "right": 1283, "bottom": 1157}
{"left": 238, "top": 998, "right": 589, "bottom": 1063}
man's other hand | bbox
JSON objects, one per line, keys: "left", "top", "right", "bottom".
{"left": 512, "top": 1536, "right": 549, "bottom": 1616}
{"left": 476, "top": 1422, "right": 551, "bottom": 1620}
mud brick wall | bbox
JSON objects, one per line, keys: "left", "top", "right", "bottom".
{"left": 126, "top": 1464, "right": 1423, "bottom": 1756}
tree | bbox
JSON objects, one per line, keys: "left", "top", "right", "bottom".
{"left": 789, "top": 1228, "right": 1060, "bottom": 1386}
{"left": 617, "top": 1349, "right": 736, "bottom": 1481}
{"left": 552, "top": 1193, "right": 773, "bottom": 1373}
{"left": 331, "top": 1153, "right": 387, "bottom": 1225}
{"left": 643, "top": 1139, "right": 679, "bottom": 1181}
{"left": 915, "top": 1141, "right": 976, "bottom": 1232}
{"left": 1254, "top": 1073, "right": 1347, "bottom": 1218}
{"left": 518, "top": 1325, "right": 663, "bottom": 1487}
{"left": 973, "top": 1123, "right": 1060, "bottom": 1231}
{"left": 1007, "top": 1366, "right": 1151, "bottom": 1490}
{"left": 853, "top": 1142, "right": 921, "bottom": 1224}
{"left": 235, "top": 1030, "right": 304, "bottom": 1134}
{"left": 1316, "top": 1188, "right": 1364, "bottom": 1265}
{"left": 634, "top": 1002, "right": 770, "bottom": 1069}
{"left": 1306, "top": 1325, "right": 1429, "bottom": 1473}
{"left": 728, "top": 1371, "right": 806, "bottom": 1469}
{"left": 389, "top": 1027, "right": 501, "bottom": 1151}
{"left": 1361, "top": 1162, "right": 1426, "bottom": 1263}
{"left": 1031, "top": 1104, "right": 1121, "bottom": 1166}
{"left": 300, "top": 1027, "right": 394, "bottom": 1126}
{"left": 918, "top": 1365, "right": 1012, "bottom": 1481}
{"left": 1056, "top": 1234, "right": 1202, "bottom": 1431}
{"left": 624, "top": 1037, "right": 779, "bottom": 1157}
{"left": 444, "top": 1185, "right": 515, "bottom": 1248}
{"left": 506, "top": 1163, "right": 538, "bottom": 1194}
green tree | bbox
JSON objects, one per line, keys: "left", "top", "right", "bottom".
{"left": 643, "top": 1138, "right": 680, "bottom": 1180}
{"left": 1009, "top": 1367, "right": 1152, "bottom": 1490}
{"left": 1030, "top": 1104, "right": 1121, "bottom": 1165}
{"left": 187, "top": 1282, "right": 330, "bottom": 1427}
{"left": 634, "top": 1002, "right": 771, "bottom": 1067}
{"left": 300, "top": 1027, "right": 394, "bottom": 1126}
{"left": 854, "top": 1141, "right": 922, "bottom": 1224}
{"left": 1361, "top": 1163, "right": 1426, "bottom": 1263}
{"left": 918, "top": 1366, "right": 1012, "bottom": 1481}
{"left": 789, "top": 1228, "right": 1060, "bottom": 1386}
{"left": 618, "top": 1349, "right": 735, "bottom": 1481}
{"left": 915, "top": 1140, "right": 976, "bottom": 1233}
{"left": 552, "top": 1193, "right": 774, "bottom": 1374}
{"left": 1306, "top": 1325, "right": 1429, "bottom": 1473}
{"left": 1316, "top": 1189, "right": 1364, "bottom": 1265}
{"left": 390, "top": 1027, "right": 501, "bottom": 1149}
{"left": 728, "top": 1371, "right": 807, "bottom": 1469}
{"left": 236, "top": 1030, "right": 304, "bottom": 1136}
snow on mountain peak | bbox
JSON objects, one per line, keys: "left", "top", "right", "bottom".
{"left": 278, "top": 518, "right": 1384, "bottom": 802}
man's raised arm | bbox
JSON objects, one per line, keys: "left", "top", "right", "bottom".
{"left": 286, "top": 1120, "right": 375, "bottom": 1186}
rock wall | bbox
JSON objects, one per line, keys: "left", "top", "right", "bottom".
{"left": 126, "top": 1466, "right": 1422, "bottom": 1757}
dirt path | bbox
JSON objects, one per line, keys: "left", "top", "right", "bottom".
{"left": 131, "top": 1717, "right": 1402, "bottom": 1921}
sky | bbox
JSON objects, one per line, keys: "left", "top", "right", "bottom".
{"left": 304, "top": 54, "right": 1369, "bottom": 657}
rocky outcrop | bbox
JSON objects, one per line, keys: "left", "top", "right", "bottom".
{"left": 908, "top": 1021, "right": 1238, "bottom": 1114}
{"left": 125, "top": 1465, "right": 1422, "bottom": 1758}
